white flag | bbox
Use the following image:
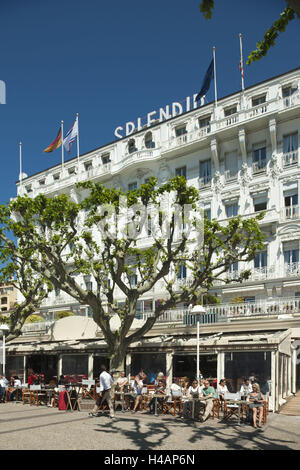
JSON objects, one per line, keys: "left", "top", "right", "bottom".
{"left": 63, "top": 115, "right": 78, "bottom": 153}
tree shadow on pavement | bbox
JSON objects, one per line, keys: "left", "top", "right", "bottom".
{"left": 94, "top": 415, "right": 171, "bottom": 450}
{"left": 186, "top": 419, "right": 296, "bottom": 450}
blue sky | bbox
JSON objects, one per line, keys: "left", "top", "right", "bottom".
{"left": 0, "top": 0, "right": 299, "bottom": 204}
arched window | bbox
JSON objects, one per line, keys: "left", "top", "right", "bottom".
{"left": 128, "top": 138, "right": 137, "bottom": 154}
{"left": 145, "top": 131, "right": 155, "bottom": 149}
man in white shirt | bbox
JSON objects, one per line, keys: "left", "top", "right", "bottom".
{"left": 14, "top": 377, "right": 22, "bottom": 388}
{"left": 90, "top": 365, "right": 114, "bottom": 418}
{"left": 0, "top": 375, "right": 8, "bottom": 403}
{"left": 240, "top": 378, "right": 253, "bottom": 397}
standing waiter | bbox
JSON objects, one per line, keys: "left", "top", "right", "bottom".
{"left": 90, "top": 365, "right": 115, "bottom": 418}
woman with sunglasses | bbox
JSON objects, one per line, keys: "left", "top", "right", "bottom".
{"left": 247, "top": 383, "right": 265, "bottom": 428}
{"left": 181, "top": 379, "right": 201, "bottom": 418}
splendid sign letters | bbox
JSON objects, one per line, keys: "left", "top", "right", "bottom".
{"left": 114, "top": 93, "right": 201, "bottom": 139}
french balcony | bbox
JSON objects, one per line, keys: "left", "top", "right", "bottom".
{"left": 224, "top": 169, "right": 238, "bottom": 182}
{"left": 282, "top": 150, "right": 298, "bottom": 167}
{"left": 120, "top": 149, "right": 155, "bottom": 170}
{"left": 204, "top": 296, "right": 300, "bottom": 320}
{"left": 281, "top": 205, "right": 300, "bottom": 220}
{"left": 247, "top": 103, "right": 268, "bottom": 118}
{"left": 214, "top": 262, "right": 300, "bottom": 285}
{"left": 216, "top": 113, "right": 239, "bottom": 130}
{"left": 252, "top": 161, "right": 267, "bottom": 175}
{"left": 282, "top": 94, "right": 300, "bottom": 108}
{"left": 139, "top": 295, "right": 300, "bottom": 326}
{"left": 164, "top": 126, "right": 210, "bottom": 152}
{"left": 215, "top": 266, "right": 276, "bottom": 285}
{"left": 284, "top": 262, "right": 300, "bottom": 277}
{"left": 199, "top": 175, "right": 212, "bottom": 189}
{"left": 77, "top": 162, "right": 111, "bottom": 182}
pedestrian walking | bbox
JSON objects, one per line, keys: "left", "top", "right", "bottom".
{"left": 90, "top": 365, "right": 115, "bottom": 418}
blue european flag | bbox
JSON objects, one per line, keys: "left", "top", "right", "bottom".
{"left": 196, "top": 59, "right": 214, "bottom": 102}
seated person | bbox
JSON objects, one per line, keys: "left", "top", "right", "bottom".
{"left": 258, "top": 376, "right": 270, "bottom": 395}
{"left": 139, "top": 371, "right": 150, "bottom": 385}
{"left": 0, "top": 375, "right": 8, "bottom": 403}
{"left": 154, "top": 372, "right": 165, "bottom": 386}
{"left": 240, "top": 378, "right": 253, "bottom": 398}
{"left": 48, "top": 375, "right": 66, "bottom": 407}
{"left": 131, "top": 375, "right": 144, "bottom": 413}
{"left": 181, "top": 379, "right": 201, "bottom": 418}
{"left": 170, "top": 378, "right": 182, "bottom": 395}
{"left": 9, "top": 376, "right": 22, "bottom": 401}
{"left": 217, "top": 379, "right": 228, "bottom": 400}
{"left": 249, "top": 371, "right": 258, "bottom": 384}
{"left": 148, "top": 379, "right": 166, "bottom": 414}
{"left": 58, "top": 375, "right": 66, "bottom": 386}
{"left": 14, "top": 376, "right": 22, "bottom": 388}
{"left": 116, "top": 372, "right": 129, "bottom": 391}
{"left": 247, "top": 383, "right": 265, "bottom": 428}
{"left": 199, "top": 380, "right": 216, "bottom": 422}
{"left": 28, "top": 369, "right": 39, "bottom": 386}
{"left": 180, "top": 377, "right": 190, "bottom": 397}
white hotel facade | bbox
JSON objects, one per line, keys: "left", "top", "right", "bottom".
{"left": 7, "top": 67, "right": 300, "bottom": 411}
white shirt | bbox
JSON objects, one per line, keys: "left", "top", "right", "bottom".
{"left": 240, "top": 383, "right": 253, "bottom": 395}
{"left": 14, "top": 379, "right": 22, "bottom": 388}
{"left": 188, "top": 385, "right": 201, "bottom": 398}
{"left": 217, "top": 384, "right": 228, "bottom": 395}
{"left": 131, "top": 379, "right": 143, "bottom": 394}
{"left": 99, "top": 371, "right": 114, "bottom": 392}
{"left": 0, "top": 378, "right": 8, "bottom": 387}
{"left": 170, "top": 383, "right": 181, "bottom": 393}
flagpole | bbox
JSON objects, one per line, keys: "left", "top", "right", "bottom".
{"left": 213, "top": 46, "right": 217, "bottom": 107}
{"left": 76, "top": 113, "right": 80, "bottom": 171}
{"left": 19, "top": 141, "right": 23, "bottom": 190}
{"left": 239, "top": 33, "right": 245, "bottom": 91}
{"left": 61, "top": 120, "right": 64, "bottom": 170}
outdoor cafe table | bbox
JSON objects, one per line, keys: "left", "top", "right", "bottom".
{"left": 182, "top": 398, "right": 203, "bottom": 420}
{"left": 114, "top": 391, "right": 133, "bottom": 412}
{"left": 147, "top": 393, "right": 166, "bottom": 416}
{"left": 223, "top": 399, "right": 247, "bottom": 425}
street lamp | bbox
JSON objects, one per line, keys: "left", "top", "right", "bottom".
{"left": 0, "top": 324, "right": 9, "bottom": 377}
{"left": 190, "top": 305, "right": 206, "bottom": 383}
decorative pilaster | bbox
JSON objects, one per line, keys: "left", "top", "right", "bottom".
{"left": 210, "top": 138, "right": 219, "bottom": 170}
{"left": 269, "top": 117, "right": 281, "bottom": 180}
{"left": 238, "top": 128, "right": 247, "bottom": 164}
{"left": 166, "top": 351, "right": 173, "bottom": 389}
{"left": 88, "top": 354, "right": 94, "bottom": 380}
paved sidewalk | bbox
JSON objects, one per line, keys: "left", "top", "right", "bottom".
{"left": 0, "top": 403, "right": 299, "bottom": 450}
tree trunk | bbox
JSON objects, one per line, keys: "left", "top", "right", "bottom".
{"left": 109, "top": 342, "right": 127, "bottom": 382}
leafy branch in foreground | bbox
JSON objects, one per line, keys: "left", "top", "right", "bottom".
{"left": 199, "top": 1, "right": 297, "bottom": 65}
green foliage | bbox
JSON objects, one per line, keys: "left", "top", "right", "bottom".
{"left": 199, "top": 0, "right": 214, "bottom": 19}
{"left": 199, "top": 3, "right": 296, "bottom": 65}
{"left": 0, "top": 175, "right": 266, "bottom": 367}
{"left": 56, "top": 310, "right": 75, "bottom": 320}
{"left": 247, "top": 7, "right": 295, "bottom": 65}
{"left": 230, "top": 297, "right": 245, "bottom": 304}
{"left": 25, "top": 314, "right": 44, "bottom": 323}
{"left": 0, "top": 314, "right": 10, "bottom": 324}
{"left": 202, "top": 293, "right": 221, "bottom": 305}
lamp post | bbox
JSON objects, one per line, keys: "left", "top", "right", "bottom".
{"left": 0, "top": 324, "right": 9, "bottom": 376}
{"left": 190, "top": 306, "right": 206, "bottom": 383}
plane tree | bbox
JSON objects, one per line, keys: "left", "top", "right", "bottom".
{"left": 0, "top": 206, "right": 51, "bottom": 342}
{"left": 0, "top": 177, "right": 265, "bottom": 372}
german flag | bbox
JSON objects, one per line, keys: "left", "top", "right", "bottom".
{"left": 43, "top": 126, "right": 62, "bottom": 153}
